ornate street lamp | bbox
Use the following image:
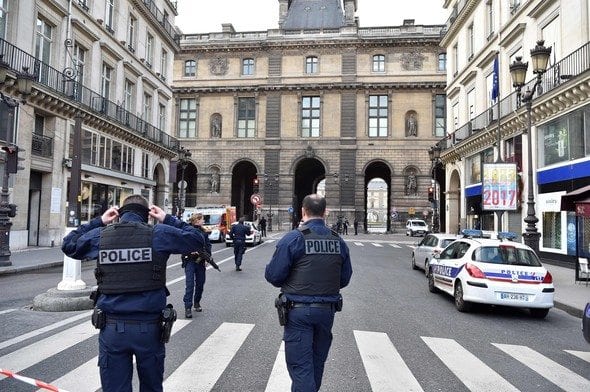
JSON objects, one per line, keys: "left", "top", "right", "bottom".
{"left": 429, "top": 144, "right": 442, "bottom": 233}
{"left": 177, "top": 146, "right": 192, "bottom": 217}
{"left": 509, "top": 40, "right": 551, "bottom": 252}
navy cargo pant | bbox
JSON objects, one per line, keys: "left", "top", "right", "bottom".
{"left": 234, "top": 239, "right": 246, "bottom": 267}
{"left": 283, "top": 304, "right": 335, "bottom": 392}
{"left": 99, "top": 319, "right": 164, "bottom": 392}
{"left": 183, "top": 260, "right": 206, "bottom": 308}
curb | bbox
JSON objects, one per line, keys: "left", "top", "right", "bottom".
{"left": 554, "top": 300, "right": 584, "bottom": 318}
{"left": 0, "top": 261, "right": 64, "bottom": 276}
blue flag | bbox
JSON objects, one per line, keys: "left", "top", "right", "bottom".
{"left": 491, "top": 56, "right": 499, "bottom": 102}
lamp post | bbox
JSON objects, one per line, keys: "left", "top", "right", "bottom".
{"left": 428, "top": 144, "right": 442, "bottom": 233}
{"left": 264, "top": 173, "right": 279, "bottom": 232}
{"left": 509, "top": 40, "right": 551, "bottom": 253}
{"left": 177, "top": 146, "right": 191, "bottom": 217}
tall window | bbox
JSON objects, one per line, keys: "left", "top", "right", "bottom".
{"left": 0, "top": 0, "right": 8, "bottom": 40}
{"left": 434, "top": 94, "right": 446, "bottom": 137}
{"left": 184, "top": 60, "right": 196, "bottom": 77}
{"left": 72, "top": 43, "right": 85, "bottom": 100}
{"left": 305, "top": 56, "right": 318, "bottom": 74}
{"left": 146, "top": 32, "right": 154, "bottom": 67}
{"left": 242, "top": 58, "right": 254, "bottom": 75}
{"left": 237, "top": 98, "right": 256, "bottom": 138}
{"left": 372, "top": 55, "right": 385, "bottom": 72}
{"left": 452, "top": 43, "right": 458, "bottom": 75}
{"left": 101, "top": 63, "right": 112, "bottom": 100}
{"left": 143, "top": 93, "right": 152, "bottom": 122}
{"left": 467, "top": 88, "right": 475, "bottom": 120}
{"left": 159, "top": 103, "right": 166, "bottom": 131}
{"left": 123, "top": 79, "right": 134, "bottom": 113}
{"left": 486, "top": 1, "right": 494, "bottom": 38}
{"left": 301, "top": 96, "right": 320, "bottom": 137}
{"left": 35, "top": 17, "right": 53, "bottom": 83}
{"left": 179, "top": 99, "right": 197, "bottom": 138}
{"left": 127, "top": 14, "right": 136, "bottom": 51}
{"left": 452, "top": 102, "right": 459, "bottom": 130}
{"left": 105, "top": 0, "right": 114, "bottom": 31}
{"left": 142, "top": 152, "right": 150, "bottom": 178}
{"left": 438, "top": 53, "right": 446, "bottom": 71}
{"left": 368, "top": 95, "right": 388, "bottom": 137}
{"left": 160, "top": 49, "right": 168, "bottom": 79}
{"left": 467, "top": 24, "right": 474, "bottom": 59}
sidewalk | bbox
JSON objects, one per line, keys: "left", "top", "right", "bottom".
{"left": 1, "top": 237, "right": 588, "bottom": 317}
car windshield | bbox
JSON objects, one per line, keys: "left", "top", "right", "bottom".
{"left": 412, "top": 221, "right": 426, "bottom": 226}
{"left": 473, "top": 246, "right": 542, "bottom": 266}
{"left": 204, "top": 214, "right": 222, "bottom": 225}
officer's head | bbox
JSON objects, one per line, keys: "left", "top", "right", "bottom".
{"left": 302, "top": 194, "right": 326, "bottom": 219}
{"left": 189, "top": 213, "right": 204, "bottom": 226}
{"left": 119, "top": 194, "right": 150, "bottom": 222}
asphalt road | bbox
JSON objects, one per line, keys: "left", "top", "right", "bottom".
{"left": 0, "top": 233, "right": 589, "bottom": 391}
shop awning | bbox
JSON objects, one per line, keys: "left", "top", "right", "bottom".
{"left": 561, "top": 184, "right": 590, "bottom": 211}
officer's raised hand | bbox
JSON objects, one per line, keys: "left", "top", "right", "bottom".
{"left": 101, "top": 207, "right": 119, "bottom": 225}
{"left": 149, "top": 205, "right": 166, "bottom": 223}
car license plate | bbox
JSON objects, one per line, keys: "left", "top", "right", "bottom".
{"left": 498, "top": 292, "right": 530, "bottom": 301}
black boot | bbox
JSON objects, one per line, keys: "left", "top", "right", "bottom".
{"left": 194, "top": 302, "right": 202, "bottom": 312}
{"left": 185, "top": 308, "right": 192, "bottom": 318}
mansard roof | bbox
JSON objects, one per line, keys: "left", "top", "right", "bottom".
{"left": 283, "top": 0, "right": 345, "bottom": 30}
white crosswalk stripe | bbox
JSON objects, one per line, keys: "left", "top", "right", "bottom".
{"left": 390, "top": 243, "right": 401, "bottom": 248}
{"left": 493, "top": 343, "right": 590, "bottom": 391}
{"left": 372, "top": 243, "right": 383, "bottom": 247}
{"left": 354, "top": 242, "right": 364, "bottom": 246}
{"left": 2, "top": 321, "right": 590, "bottom": 392}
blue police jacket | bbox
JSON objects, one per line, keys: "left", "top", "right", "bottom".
{"left": 265, "top": 218, "right": 352, "bottom": 303}
{"left": 62, "top": 212, "right": 205, "bottom": 319}
{"left": 230, "top": 222, "right": 252, "bottom": 241}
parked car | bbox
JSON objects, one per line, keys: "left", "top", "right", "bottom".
{"left": 428, "top": 230, "right": 554, "bottom": 318}
{"left": 225, "top": 221, "right": 263, "bottom": 247}
{"left": 412, "top": 233, "right": 458, "bottom": 275}
{"left": 406, "top": 219, "right": 429, "bottom": 237}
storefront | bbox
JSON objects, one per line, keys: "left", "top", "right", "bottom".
{"left": 79, "top": 182, "right": 134, "bottom": 222}
{"left": 561, "top": 185, "right": 590, "bottom": 279}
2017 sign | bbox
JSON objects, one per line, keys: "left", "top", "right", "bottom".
{"left": 482, "top": 163, "right": 518, "bottom": 211}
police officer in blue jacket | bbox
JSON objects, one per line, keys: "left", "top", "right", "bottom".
{"left": 62, "top": 194, "right": 205, "bottom": 392}
{"left": 229, "top": 216, "right": 252, "bottom": 271}
{"left": 265, "top": 194, "right": 353, "bottom": 392}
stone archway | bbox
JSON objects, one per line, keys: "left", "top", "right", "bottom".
{"left": 231, "top": 160, "right": 258, "bottom": 220}
{"left": 152, "top": 163, "right": 166, "bottom": 208}
{"left": 292, "top": 158, "right": 326, "bottom": 227}
{"left": 364, "top": 161, "right": 392, "bottom": 233}
{"left": 447, "top": 169, "right": 461, "bottom": 234}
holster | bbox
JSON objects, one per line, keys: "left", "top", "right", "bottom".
{"left": 335, "top": 295, "right": 343, "bottom": 312}
{"left": 91, "top": 307, "right": 106, "bottom": 330}
{"left": 160, "top": 304, "right": 177, "bottom": 343}
{"left": 274, "top": 293, "right": 290, "bottom": 326}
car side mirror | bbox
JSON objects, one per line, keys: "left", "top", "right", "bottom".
{"left": 433, "top": 253, "right": 440, "bottom": 259}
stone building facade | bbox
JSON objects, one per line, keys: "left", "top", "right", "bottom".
{"left": 0, "top": 0, "right": 179, "bottom": 253}
{"left": 173, "top": 0, "right": 447, "bottom": 231}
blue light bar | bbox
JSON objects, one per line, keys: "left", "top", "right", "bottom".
{"left": 497, "top": 231, "right": 517, "bottom": 241}
{"left": 461, "top": 229, "right": 483, "bottom": 238}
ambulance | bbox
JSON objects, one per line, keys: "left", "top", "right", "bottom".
{"left": 183, "top": 206, "right": 236, "bottom": 242}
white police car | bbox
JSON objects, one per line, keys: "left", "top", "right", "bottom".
{"left": 428, "top": 230, "right": 554, "bottom": 318}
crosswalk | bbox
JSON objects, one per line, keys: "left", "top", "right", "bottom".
{"left": 1, "top": 316, "right": 589, "bottom": 391}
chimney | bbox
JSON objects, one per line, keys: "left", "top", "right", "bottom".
{"left": 222, "top": 23, "right": 235, "bottom": 33}
{"left": 403, "top": 19, "right": 415, "bottom": 26}
{"left": 344, "top": 0, "right": 357, "bottom": 26}
{"left": 278, "top": 0, "right": 289, "bottom": 28}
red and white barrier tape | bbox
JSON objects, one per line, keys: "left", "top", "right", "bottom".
{"left": 0, "top": 368, "right": 71, "bottom": 392}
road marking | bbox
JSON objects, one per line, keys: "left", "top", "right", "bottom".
{"left": 494, "top": 344, "right": 590, "bottom": 391}
{"left": 423, "top": 337, "right": 519, "bottom": 392}
{"left": 0, "top": 321, "right": 98, "bottom": 380}
{"left": 0, "top": 308, "right": 16, "bottom": 315}
{"left": 565, "top": 350, "right": 590, "bottom": 363}
{"left": 372, "top": 243, "right": 383, "bottom": 247}
{"left": 390, "top": 244, "right": 401, "bottom": 248}
{"left": 265, "top": 342, "right": 291, "bottom": 392}
{"left": 354, "top": 242, "right": 364, "bottom": 247}
{"left": 354, "top": 330, "right": 423, "bottom": 392}
{"left": 163, "top": 322, "right": 255, "bottom": 390}
{"left": 0, "top": 310, "right": 92, "bottom": 350}
{"left": 43, "top": 320, "right": 191, "bottom": 392}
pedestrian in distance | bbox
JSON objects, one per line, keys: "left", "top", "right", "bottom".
{"left": 265, "top": 194, "right": 353, "bottom": 392}
{"left": 182, "top": 213, "right": 212, "bottom": 318}
{"left": 259, "top": 216, "right": 267, "bottom": 237}
{"left": 343, "top": 218, "right": 349, "bottom": 235}
{"left": 62, "top": 194, "right": 206, "bottom": 392}
{"left": 353, "top": 218, "right": 359, "bottom": 235}
{"left": 229, "top": 216, "right": 252, "bottom": 271}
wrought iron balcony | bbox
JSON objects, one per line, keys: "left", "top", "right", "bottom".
{"left": 0, "top": 38, "right": 178, "bottom": 151}
{"left": 31, "top": 134, "right": 53, "bottom": 158}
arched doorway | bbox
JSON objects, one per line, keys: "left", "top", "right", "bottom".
{"left": 152, "top": 163, "right": 166, "bottom": 207}
{"left": 364, "top": 161, "right": 392, "bottom": 232}
{"left": 173, "top": 161, "right": 198, "bottom": 216}
{"left": 231, "top": 161, "right": 258, "bottom": 220}
{"left": 448, "top": 169, "right": 461, "bottom": 234}
{"left": 293, "top": 158, "right": 326, "bottom": 227}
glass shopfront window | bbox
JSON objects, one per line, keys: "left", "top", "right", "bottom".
{"left": 466, "top": 148, "right": 494, "bottom": 185}
{"left": 538, "top": 105, "right": 589, "bottom": 167}
{"left": 80, "top": 182, "right": 133, "bottom": 222}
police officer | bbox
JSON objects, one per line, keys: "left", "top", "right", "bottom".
{"left": 62, "top": 195, "right": 205, "bottom": 392}
{"left": 182, "top": 213, "right": 211, "bottom": 318}
{"left": 265, "top": 194, "right": 353, "bottom": 392}
{"left": 229, "top": 216, "right": 252, "bottom": 271}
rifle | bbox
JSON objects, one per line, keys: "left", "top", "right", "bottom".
{"left": 199, "top": 251, "right": 221, "bottom": 272}
{"left": 182, "top": 251, "right": 220, "bottom": 271}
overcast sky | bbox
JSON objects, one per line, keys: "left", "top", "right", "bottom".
{"left": 175, "top": 0, "right": 448, "bottom": 34}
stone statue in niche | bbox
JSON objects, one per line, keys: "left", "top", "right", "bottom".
{"left": 210, "top": 171, "right": 220, "bottom": 193}
{"left": 406, "top": 112, "right": 418, "bottom": 137}
{"left": 211, "top": 114, "right": 222, "bottom": 138}
{"left": 406, "top": 173, "right": 417, "bottom": 196}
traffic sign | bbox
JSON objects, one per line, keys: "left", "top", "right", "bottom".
{"left": 250, "top": 193, "right": 261, "bottom": 205}
{"left": 287, "top": 206, "right": 293, "bottom": 213}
